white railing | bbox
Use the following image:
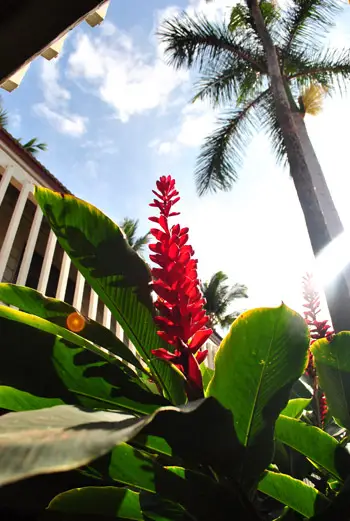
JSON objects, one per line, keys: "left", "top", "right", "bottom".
{"left": 0, "top": 144, "right": 219, "bottom": 369}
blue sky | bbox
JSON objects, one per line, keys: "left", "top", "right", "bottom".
{"left": 3, "top": 0, "right": 350, "bottom": 318}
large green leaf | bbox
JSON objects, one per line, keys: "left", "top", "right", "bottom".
{"left": 134, "top": 395, "right": 242, "bottom": 477}
{"left": 0, "top": 304, "right": 120, "bottom": 366}
{"left": 0, "top": 313, "right": 168, "bottom": 415}
{"left": 108, "top": 447, "right": 258, "bottom": 521}
{"left": 48, "top": 486, "right": 190, "bottom": 520}
{"left": 34, "top": 187, "right": 185, "bottom": 404}
{"left": 207, "top": 304, "right": 309, "bottom": 486}
{"left": 200, "top": 364, "right": 214, "bottom": 392}
{"left": 0, "top": 398, "right": 233, "bottom": 487}
{"left": 0, "top": 283, "right": 143, "bottom": 371}
{"left": 0, "top": 405, "right": 141, "bottom": 486}
{"left": 275, "top": 416, "right": 350, "bottom": 480}
{"left": 280, "top": 398, "right": 311, "bottom": 418}
{"left": 49, "top": 487, "right": 143, "bottom": 520}
{"left": 258, "top": 471, "right": 330, "bottom": 518}
{"left": 0, "top": 399, "right": 259, "bottom": 520}
{"left": 312, "top": 333, "right": 350, "bottom": 429}
{"left": 308, "top": 475, "right": 350, "bottom": 521}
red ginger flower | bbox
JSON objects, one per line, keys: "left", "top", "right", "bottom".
{"left": 302, "top": 273, "right": 332, "bottom": 426}
{"left": 149, "top": 175, "right": 213, "bottom": 399}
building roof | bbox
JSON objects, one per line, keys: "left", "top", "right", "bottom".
{"left": 0, "top": 126, "right": 70, "bottom": 194}
{"left": 0, "top": 0, "right": 107, "bottom": 87}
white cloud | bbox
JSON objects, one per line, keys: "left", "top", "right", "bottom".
{"left": 177, "top": 104, "right": 216, "bottom": 147}
{"left": 85, "top": 159, "right": 99, "bottom": 179}
{"left": 65, "top": 0, "right": 233, "bottom": 124}
{"left": 40, "top": 59, "right": 71, "bottom": 107}
{"left": 148, "top": 0, "right": 233, "bottom": 154}
{"left": 150, "top": 101, "right": 216, "bottom": 154}
{"left": 34, "top": 103, "right": 87, "bottom": 137}
{"left": 81, "top": 137, "right": 117, "bottom": 155}
{"left": 149, "top": 138, "right": 175, "bottom": 155}
{"left": 186, "top": 0, "right": 234, "bottom": 20}
{"left": 9, "top": 111, "right": 22, "bottom": 132}
{"left": 36, "top": 57, "right": 88, "bottom": 137}
{"left": 68, "top": 30, "right": 188, "bottom": 122}
{"left": 99, "top": 20, "right": 117, "bottom": 37}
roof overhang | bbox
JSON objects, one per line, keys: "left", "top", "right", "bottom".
{"left": 0, "top": 0, "right": 107, "bottom": 86}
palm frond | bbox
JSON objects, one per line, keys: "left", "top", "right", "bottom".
{"left": 20, "top": 137, "right": 48, "bottom": 155}
{"left": 192, "top": 55, "right": 262, "bottom": 107}
{"left": 282, "top": 0, "right": 342, "bottom": 53}
{"left": 195, "top": 89, "right": 268, "bottom": 195}
{"left": 287, "top": 48, "right": 350, "bottom": 95}
{"left": 132, "top": 233, "right": 151, "bottom": 253}
{"left": 257, "top": 91, "right": 288, "bottom": 167}
{"left": 227, "top": 283, "right": 248, "bottom": 301}
{"left": 229, "top": 3, "right": 251, "bottom": 32}
{"left": 230, "top": 2, "right": 280, "bottom": 35}
{"left": 158, "top": 12, "right": 266, "bottom": 74}
{"left": 218, "top": 311, "right": 240, "bottom": 329}
{"left": 120, "top": 217, "right": 150, "bottom": 254}
{"left": 202, "top": 271, "right": 247, "bottom": 329}
{"left": 0, "top": 106, "right": 8, "bottom": 128}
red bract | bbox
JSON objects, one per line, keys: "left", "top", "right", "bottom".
{"left": 302, "top": 273, "right": 333, "bottom": 427}
{"left": 149, "top": 175, "right": 213, "bottom": 399}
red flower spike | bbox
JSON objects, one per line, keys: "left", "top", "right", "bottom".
{"left": 302, "top": 273, "right": 333, "bottom": 428}
{"left": 196, "top": 350, "right": 208, "bottom": 365}
{"left": 189, "top": 328, "right": 212, "bottom": 352}
{"left": 319, "top": 393, "right": 328, "bottom": 427}
{"left": 148, "top": 175, "right": 213, "bottom": 399}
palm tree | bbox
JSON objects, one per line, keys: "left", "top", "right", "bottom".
{"left": 0, "top": 97, "right": 47, "bottom": 156}
{"left": 120, "top": 217, "right": 150, "bottom": 254}
{"left": 159, "top": 0, "right": 350, "bottom": 332}
{"left": 202, "top": 271, "right": 248, "bottom": 329}
{"left": 0, "top": 103, "right": 8, "bottom": 128}
{"left": 18, "top": 137, "right": 48, "bottom": 156}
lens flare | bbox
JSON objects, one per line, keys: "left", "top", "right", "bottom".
{"left": 66, "top": 312, "right": 85, "bottom": 333}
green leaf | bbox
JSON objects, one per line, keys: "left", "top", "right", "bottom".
{"left": 308, "top": 475, "right": 350, "bottom": 521}
{"left": 48, "top": 486, "right": 189, "bottom": 520}
{"left": 108, "top": 448, "right": 257, "bottom": 521}
{"left": 275, "top": 415, "right": 350, "bottom": 480}
{"left": 258, "top": 470, "right": 330, "bottom": 518}
{"left": 0, "top": 312, "right": 168, "bottom": 415}
{"left": 0, "top": 304, "right": 120, "bottom": 366}
{"left": 280, "top": 398, "right": 311, "bottom": 418}
{"left": 0, "top": 399, "right": 258, "bottom": 520}
{"left": 0, "top": 398, "right": 227, "bottom": 486}
{"left": 34, "top": 187, "right": 185, "bottom": 405}
{"left": 48, "top": 486, "right": 144, "bottom": 520}
{"left": 135, "top": 396, "right": 242, "bottom": 477}
{"left": 200, "top": 364, "right": 214, "bottom": 392}
{"left": 0, "top": 283, "right": 144, "bottom": 371}
{"left": 312, "top": 333, "right": 350, "bottom": 430}
{"left": 207, "top": 304, "right": 309, "bottom": 487}
{"left": 0, "top": 405, "right": 143, "bottom": 486}
{"left": 0, "top": 386, "right": 64, "bottom": 412}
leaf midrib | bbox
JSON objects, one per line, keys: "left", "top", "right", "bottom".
{"left": 244, "top": 316, "right": 278, "bottom": 447}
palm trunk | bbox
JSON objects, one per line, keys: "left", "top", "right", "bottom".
{"left": 292, "top": 113, "right": 344, "bottom": 240}
{"left": 247, "top": 0, "right": 350, "bottom": 332}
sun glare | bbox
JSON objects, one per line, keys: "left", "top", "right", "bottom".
{"left": 315, "top": 232, "right": 350, "bottom": 285}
